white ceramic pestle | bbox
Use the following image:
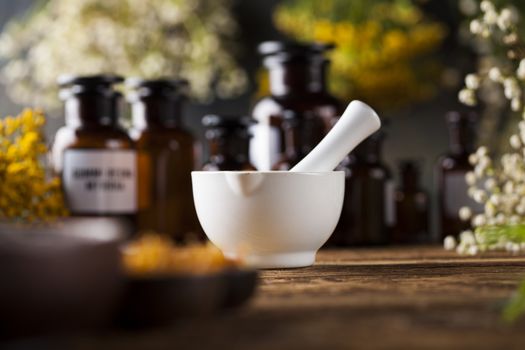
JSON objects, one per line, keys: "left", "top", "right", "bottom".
{"left": 290, "top": 100, "right": 381, "bottom": 173}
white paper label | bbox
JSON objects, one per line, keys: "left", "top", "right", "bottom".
{"left": 249, "top": 123, "right": 281, "bottom": 171}
{"left": 63, "top": 150, "right": 137, "bottom": 213}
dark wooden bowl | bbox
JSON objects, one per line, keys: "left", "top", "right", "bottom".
{"left": 222, "top": 269, "right": 258, "bottom": 309}
{"left": 118, "top": 268, "right": 258, "bottom": 329}
{"left": 0, "top": 218, "right": 128, "bottom": 338}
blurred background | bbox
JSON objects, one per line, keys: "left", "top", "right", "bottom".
{"left": 0, "top": 0, "right": 512, "bottom": 239}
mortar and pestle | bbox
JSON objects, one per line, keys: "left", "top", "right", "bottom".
{"left": 192, "top": 101, "right": 381, "bottom": 268}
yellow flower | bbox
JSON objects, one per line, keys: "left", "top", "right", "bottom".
{"left": 314, "top": 20, "right": 336, "bottom": 43}
{"left": 335, "top": 23, "right": 355, "bottom": 44}
{"left": 0, "top": 109, "right": 68, "bottom": 222}
{"left": 274, "top": 0, "right": 446, "bottom": 111}
{"left": 4, "top": 116, "right": 18, "bottom": 136}
{"left": 382, "top": 30, "right": 409, "bottom": 59}
{"left": 6, "top": 162, "right": 27, "bottom": 176}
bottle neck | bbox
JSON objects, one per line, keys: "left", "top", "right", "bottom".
{"left": 401, "top": 171, "right": 419, "bottom": 192}
{"left": 447, "top": 123, "right": 474, "bottom": 156}
{"left": 354, "top": 139, "right": 382, "bottom": 164}
{"left": 207, "top": 134, "right": 251, "bottom": 165}
{"left": 267, "top": 59, "right": 328, "bottom": 96}
{"left": 131, "top": 97, "right": 183, "bottom": 130}
{"left": 64, "top": 95, "right": 118, "bottom": 128}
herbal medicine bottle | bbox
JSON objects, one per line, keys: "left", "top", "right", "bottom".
{"left": 251, "top": 41, "right": 341, "bottom": 170}
{"left": 393, "top": 161, "right": 430, "bottom": 244}
{"left": 436, "top": 111, "right": 479, "bottom": 239}
{"left": 201, "top": 115, "right": 256, "bottom": 171}
{"left": 127, "top": 78, "right": 201, "bottom": 241}
{"left": 272, "top": 110, "right": 320, "bottom": 170}
{"left": 329, "top": 131, "right": 395, "bottom": 246}
{"left": 51, "top": 75, "right": 137, "bottom": 227}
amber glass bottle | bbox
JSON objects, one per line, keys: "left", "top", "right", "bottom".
{"left": 272, "top": 110, "right": 317, "bottom": 170}
{"left": 251, "top": 41, "right": 341, "bottom": 170}
{"left": 393, "top": 161, "right": 430, "bottom": 244}
{"left": 436, "top": 111, "right": 478, "bottom": 239}
{"left": 52, "top": 75, "right": 137, "bottom": 227}
{"left": 127, "top": 78, "right": 200, "bottom": 241}
{"left": 329, "top": 131, "right": 395, "bottom": 246}
{"left": 201, "top": 115, "right": 256, "bottom": 171}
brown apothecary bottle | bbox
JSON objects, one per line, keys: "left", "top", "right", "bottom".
{"left": 251, "top": 41, "right": 341, "bottom": 170}
{"left": 393, "top": 161, "right": 430, "bottom": 244}
{"left": 127, "top": 78, "right": 201, "bottom": 241}
{"left": 329, "top": 131, "right": 395, "bottom": 246}
{"left": 201, "top": 115, "right": 256, "bottom": 171}
{"left": 272, "top": 110, "right": 320, "bottom": 170}
{"left": 51, "top": 75, "right": 137, "bottom": 229}
{"left": 436, "top": 111, "right": 479, "bottom": 239}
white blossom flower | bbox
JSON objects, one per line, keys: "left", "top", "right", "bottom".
{"left": 475, "top": 165, "right": 485, "bottom": 178}
{"left": 475, "top": 231, "right": 486, "bottom": 244}
{"left": 444, "top": 235, "right": 457, "bottom": 250}
{"left": 486, "top": 217, "right": 497, "bottom": 226}
{"left": 485, "top": 202, "right": 497, "bottom": 217}
{"left": 458, "top": 88, "right": 476, "bottom": 106}
{"left": 480, "top": 1, "right": 495, "bottom": 13}
{"left": 516, "top": 204, "right": 525, "bottom": 215}
{"left": 481, "top": 28, "right": 491, "bottom": 38}
{"left": 509, "top": 215, "right": 521, "bottom": 224}
{"left": 473, "top": 190, "right": 488, "bottom": 203}
{"left": 465, "top": 74, "right": 480, "bottom": 89}
{"left": 470, "top": 19, "right": 483, "bottom": 34}
{"left": 0, "top": 0, "right": 248, "bottom": 107}
{"left": 467, "top": 245, "right": 479, "bottom": 256}
{"left": 459, "top": 206, "right": 473, "bottom": 221}
{"left": 465, "top": 171, "right": 477, "bottom": 185}
{"left": 460, "top": 230, "right": 476, "bottom": 245}
{"left": 504, "top": 181, "right": 515, "bottom": 194}
{"left": 512, "top": 98, "right": 522, "bottom": 111}
{"left": 456, "top": 244, "right": 468, "bottom": 255}
{"left": 477, "top": 146, "right": 489, "bottom": 157}
{"left": 510, "top": 134, "right": 522, "bottom": 149}
{"left": 503, "top": 78, "right": 521, "bottom": 100}
{"left": 484, "top": 177, "right": 497, "bottom": 191}
{"left": 478, "top": 155, "right": 491, "bottom": 169}
{"left": 484, "top": 9, "right": 499, "bottom": 25}
{"left": 506, "top": 242, "right": 521, "bottom": 253}
{"left": 504, "top": 32, "right": 519, "bottom": 45}
{"left": 488, "top": 67, "right": 503, "bottom": 82}
{"left": 498, "top": 8, "right": 518, "bottom": 31}
{"left": 472, "top": 214, "right": 487, "bottom": 227}
{"left": 517, "top": 60, "right": 525, "bottom": 80}
{"left": 452, "top": 2, "right": 525, "bottom": 257}
{"left": 468, "top": 153, "right": 479, "bottom": 165}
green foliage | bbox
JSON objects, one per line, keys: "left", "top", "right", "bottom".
{"left": 503, "top": 279, "right": 525, "bottom": 322}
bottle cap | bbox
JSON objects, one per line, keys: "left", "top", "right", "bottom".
{"left": 445, "top": 110, "right": 478, "bottom": 125}
{"left": 202, "top": 115, "right": 255, "bottom": 139}
{"left": 125, "top": 78, "right": 189, "bottom": 101}
{"left": 57, "top": 75, "right": 123, "bottom": 124}
{"left": 58, "top": 74, "right": 123, "bottom": 100}
{"left": 258, "top": 41, "right": 335, "bottom": 64}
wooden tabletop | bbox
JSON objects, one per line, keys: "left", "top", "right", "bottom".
{"left": 77, "top": 246, "right": 525, "bottom": 349}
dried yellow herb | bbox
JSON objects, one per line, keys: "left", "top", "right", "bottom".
{"left": 0, "top": 109, "right": 68, "bottom": 221}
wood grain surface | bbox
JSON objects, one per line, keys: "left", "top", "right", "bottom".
{"left": 41, "top": 247, "right": 525, "bottom": 349}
